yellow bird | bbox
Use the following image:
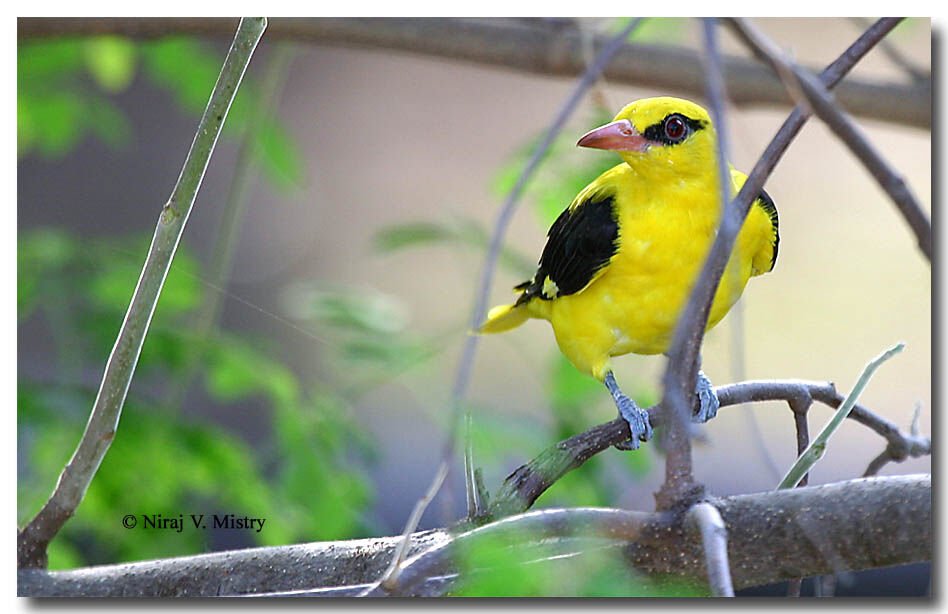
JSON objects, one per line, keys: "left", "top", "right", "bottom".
{"left": 479, "top": 97, "right": 778, "bottom": 449}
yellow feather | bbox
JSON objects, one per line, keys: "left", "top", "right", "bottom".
{"left": 480, "top": 97, "right": 778, "bottom": 384}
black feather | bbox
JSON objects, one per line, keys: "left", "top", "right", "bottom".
{"left": 514, "top": 192, "right": 619, "bottom": 305}
{"left": 755, "top": 188, "right": 779, "bottom": 271}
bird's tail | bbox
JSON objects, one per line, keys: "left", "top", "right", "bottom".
{"left": 475, "top": 302, "right": 531, "bottom": 334}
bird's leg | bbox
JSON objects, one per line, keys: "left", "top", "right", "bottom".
{"left": 604, "top": 372, "right": 653, "bottom": 451}
{"left": 694, "top": 369, "right": 720, "bottom": 424}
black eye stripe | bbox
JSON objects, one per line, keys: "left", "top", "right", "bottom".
{"left": 642, "top": 113, "right": 707, "bottom": 145}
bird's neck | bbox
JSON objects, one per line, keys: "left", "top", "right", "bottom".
{"left": 622, "top": 159, "right": 725, "bottom": 212}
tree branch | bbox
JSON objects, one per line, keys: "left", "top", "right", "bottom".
{"left": 686, "top": 502, "right": 734, "bottom": 597}
{"left": 16, "top": 17, "right": 931, "bottom": 129}
{"left": 777, "top": 343, "right": 904, "bottom": 490}
{"left": 16, "top": 17, "right": 268, "bottom": 570}
{"left": 365, "top": 507, "right": 650, "bottom": 596}
{"left": 727, "top": 18, "right": 931, "bottom": 262}
{"left": 786, "top": 388, "right": 812, "bottom": 596}
{"left": 17, "top": 475, "right": 930, "bottom": 597}
{"left": 487, "top": 378, "right": 930, "bottom": 518}
{"left": 847, "top": 17, "right": 929, "bottom": 83}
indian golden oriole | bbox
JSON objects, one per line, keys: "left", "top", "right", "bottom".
{"left": 479, "top": 97, "right": 779, "bottom": 449}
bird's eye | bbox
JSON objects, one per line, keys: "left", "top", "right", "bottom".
{"left": 663, "top": 115, "right": 687, "bottom": 141}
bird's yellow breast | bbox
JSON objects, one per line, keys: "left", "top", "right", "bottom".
{"left": 530, "top": 163, "right": 772, "bottom": 380}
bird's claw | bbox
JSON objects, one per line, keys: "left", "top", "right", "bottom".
{"left": 693, "top": 370, "right": 720, "bottom": 424}
{"left": 614, "top": 393, "right": 653, "bottom": 451}
{"left": 604, "top": 372, "right": 653, "bottom": 451}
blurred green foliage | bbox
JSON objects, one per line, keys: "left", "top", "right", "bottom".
{"left": 17, "top": 229, "right": 374, "bottom": 569}
{"left": 18, "top": 38, "right": 131, "bottom": 156}
{"left": 452, "top": 530, "right": 706, "bottom": 597}
{"left": 18, "top": 35, "right": 303, "bottom": 191}
{"left": 373, "top": 216, "right": 535, "bottom": 278}
{"left": 612, "top": 17, "right": 692, "bottom": 44}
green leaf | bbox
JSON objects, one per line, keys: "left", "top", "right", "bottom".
{"left": 453, "top": 529, "right": 706, "bottom": 596}
{"left": 84, "top": 94, "right": 132, "bottom": 149}
{"left": 287, "top": 285, "right": 410, "bottom": 335}
{"left": 613, "top": 17, "right": 690, "bottom": 43}
{"left": 550, "top": 353, "right": 602, "bottom": 411}
{"left": 18, "top": 39, "right": 84, "bottom": 85}
{"left": 203, "top": 336, "right": 300, "bottom": 408}
{"left": 372, "top": 222, "right": 456, "bottom": 253}
{"left": 491, "top": 109, "right": 617, "bottom": 228}
{"left": 340, "top": 337, "right": 435, "bottom": 370}
{"left": 17, "top": 94, "right": 36, "bottom": 155}
{"left": 86, "top": 244, "right": 201, "bottom": 315}
{"left": 373, "top": 217, "right": 536, "bottom": 278}
{"left": 17, "top": 229, "right": 77, "bottom": 319}
{"left": 23, "top": 91, "right": 85, "bottom": 157}
{"left": 82, "top": 36, "right": 137, "bottom": 93}
{"left": 140, "top": 38, "right": 221, "bottom": 114}
{"left": 269, "top": 393, "right": 373, "bottom": 542}
{"left": 469, "top": 407, "right": 549, "bottom": 461}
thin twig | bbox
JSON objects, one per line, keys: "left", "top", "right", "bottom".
{"left": 16, "top": 17, "right": 268, "bottom": 570}
{"left": 847, "top": 17, "right": 929, "bottom": 83}
{"left": 789, "top": 392, "right": 813, "bottom": 487}
{"left": 777, "top": 343, "right": 904, "bottom": 490}
{"left": 687, "top": 503, "right": 735, "bottom": 597}
{"left": 167, "top": 43, "right": 297, "bottom": 412}
{"left": 786, "top": 388, "right": 812, "bottom": 594}
{"left": 863, "top": 402, "right": 925, "bottom": 476}
{"left": 376, "top": 461, "right": 449, "bottom": 591}
{"left": 729, "top": 17, "right": 931, "bottom": 262}
{"left": 373, "top": 17, "right": 645, "bottom": 592}
{"left": 730, "top": 299, "right": 782, "bottom": 482}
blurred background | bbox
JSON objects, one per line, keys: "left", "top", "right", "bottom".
{"left": 17, "top": 17, "right": 930, "bottom": 595}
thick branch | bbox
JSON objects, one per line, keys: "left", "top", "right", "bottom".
{"left": 16, "top": 17, "right": 267, "bottom": 570}
{"left": 366, "top": 507, "right": 650, "bottom": 596}
{"left": 18, "top": 530, "right": 452, "bottom": 597}
{"left": 16, "top": 17, "right": 931, "bottom": 129}
{"left": 18, "top": 475, "right": 930, "bottom": 597}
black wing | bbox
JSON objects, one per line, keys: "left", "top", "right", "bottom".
{"left": 755, "top": 188, "right": 779, "bottom": 271}
{"left": 515, "top": 191, "right": 619, "bottom": 306}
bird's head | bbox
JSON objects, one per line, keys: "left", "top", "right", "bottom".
{"left": 577, "top": 97, "right": 716, "bottom": 177}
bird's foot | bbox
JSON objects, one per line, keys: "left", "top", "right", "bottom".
{"left": 604, "top": 372, "right": 653, "bottom": 450}
{"left": 693, "top": 370, "right": 720, "bottom": 424}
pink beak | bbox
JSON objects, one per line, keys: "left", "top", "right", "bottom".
{"left": 577, "top": 119, "right": 649, "bottom": 152}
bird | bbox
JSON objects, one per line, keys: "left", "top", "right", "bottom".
{"left": 478, "top": 96, "right": 779, "bottom": 450}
